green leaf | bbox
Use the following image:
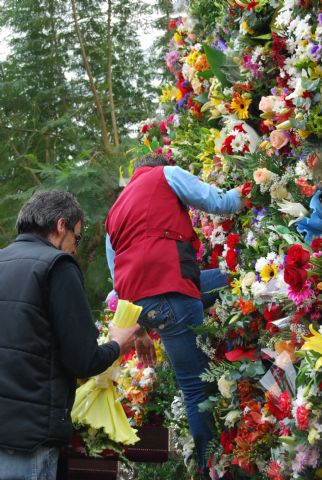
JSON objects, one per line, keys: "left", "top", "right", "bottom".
{"left": 203, "top": 44, "right": 230, "bottom": 87}
{"left": 194, "top": 92, "right": 209, "bottom": 104}
{"left": 252, "top": 33, "right": 272, "bottom": 40}
{"left": 196, "top": 70, "right": 213, "bottom": 80}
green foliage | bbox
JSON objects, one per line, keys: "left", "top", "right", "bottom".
{"left": 134, "top": 458, "right": 191, "bottom": 480}
{"left": 143, "top": 362, "right": 178, "bottom": 425}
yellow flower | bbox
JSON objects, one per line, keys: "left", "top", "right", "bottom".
{"left": 260, "top": 263, "right": 277, "bottom": 283}
{"left": 154, "top": 339, "right": 165, "bottom": 363}
{"left": 185, "top": 50, "right": 199, "bottom": 66}
{"left": 143, "top": 137, "right": 151, "bottom": 150}
{"left": 301, "top": 324, "right": 322, "bottom": 370}
{"left": 298, "top": 129, "right": 310, "bottom": 139}
{"left": 231, "top": 278, "right": 241, "bottom": 296}
{"left": 311, "top": 64, "right": 322, "bottom": 79}
{"left": 241, "top": 20, "right": 255, "bottom": 35}
{"left": 175, "top": 90, "right": 183, "bottom": 101}
{"left": 159, "top": 86, "right": 178, "bottom": 103}
{"left": 173, "top": 32, "right": 182, "bottom": 43}
{"left": 230, "top": 94, "right": 252, "bottom": 120}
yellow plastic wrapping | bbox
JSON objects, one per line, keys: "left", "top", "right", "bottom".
{"left": 71, "top": 299, "right": 142, "bottom": 445}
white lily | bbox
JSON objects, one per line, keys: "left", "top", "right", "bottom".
{"left": 276, "top": 199, "right": 309, "bottom": 225}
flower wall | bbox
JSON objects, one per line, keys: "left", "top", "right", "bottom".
{"left": 136, "top": 0, "right": 322, "bottom": 478}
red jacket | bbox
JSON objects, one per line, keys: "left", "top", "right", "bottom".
{"left": 106, "top": 166, "right": 200, "bottom": 302}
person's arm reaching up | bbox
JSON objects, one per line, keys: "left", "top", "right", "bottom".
{"left": 164, "top": 165, "right": 242, "bottom": 214}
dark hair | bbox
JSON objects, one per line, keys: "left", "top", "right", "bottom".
{"left": 133, "top": 153, "right": 168, "bottom": 171}
{"left": 16, "top": 190, "right": 84, "bottom": 237}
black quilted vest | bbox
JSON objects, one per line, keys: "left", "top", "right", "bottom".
{"left": 0, "top": 234, "right": 80, "bottom": 451}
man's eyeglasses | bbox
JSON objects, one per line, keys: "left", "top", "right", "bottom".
{"left": 73, "top": 231, "right": 82, "bottom": 248}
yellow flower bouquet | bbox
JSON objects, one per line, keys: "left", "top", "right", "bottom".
{"left": 71, "top": 300, "right": 142, "bottom": 446}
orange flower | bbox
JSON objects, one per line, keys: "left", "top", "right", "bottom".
{"left": 239, "top": 298, "right": 257, "bottom": 315}
{"left": 127, "top": 387, "right": 146, "bottom": 404}
{"left": 275, "top": 340, "right": 297, "bottom": 363}
{"left": 194, "top": 53, "right": 210, "bottom": 72}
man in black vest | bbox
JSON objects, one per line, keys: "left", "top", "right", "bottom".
{"left": 0, "top": 190, "right": 139, "bottom": 480}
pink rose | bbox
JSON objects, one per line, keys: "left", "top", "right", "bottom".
{"left": 253, "top": 167, "right": 274, "bottom": 184}
{"left": 259, "top": 96, "right": 277, "bottom": 114}
{"left": 270, "top": 129, "right": 289, "bottom": 149}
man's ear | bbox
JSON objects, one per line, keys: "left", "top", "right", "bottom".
{"left": 56, "top": 218, "right": 66, "bottom": 235}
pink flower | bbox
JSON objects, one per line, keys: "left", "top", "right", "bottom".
{"left": 287, "top": 280, "right": 314, "bottom": 306}
{"left": 270, "top": 129, "right": 289, "bottom": 149}
{"left": 253, "top": 167, "right": 274, "bottom": 184}
{"left": 259, "top": 96, "right": 277, "bottom": 114}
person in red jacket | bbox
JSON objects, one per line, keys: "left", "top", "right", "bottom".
{"left": 105, "top": 153, "right": 244, "bottom": 478}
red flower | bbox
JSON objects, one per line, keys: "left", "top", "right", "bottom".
{"left": 226, "top": 249, "right": 238, "bottom": 271}
{"left": 220, "top": 428, "right": 237, "bottom": 454}
{"left": 286, "top": 244, "right": 310, "bottom": 267}
{"left": 247, "top": 0, "right": 258, "bottom": 10}
{"left": 168, "top": 19, "right": 177, "bottom": 30}
{"left": 296, "top": 405, "right": 309, "bottom": 430}
{"left": 263, "top": 304, "right": 283, "bottom": 321}
{"left": 284, "top": 264, "right": 307, "bottom": 292}
{"left": 266, "top": 391, "right": 291, "bottom": 421}
{"left": 267, "top": 460, "right": 284, "bottom": 480}
{"left": 225, "top": 348, "right": 257, "bottom": 362}
{"left": 221, "top": 219, "right": 233, "bottom": 232}
{"left": 141, "top": 124, "right": 149, "bottom": 133}
{"left": 311, "top": 238, "right": 322, "bottom": 252}
{"left": 221, "top": 135, "right": 235, "bottom": 155}
{"left": 241, "top": 182, "right": 252, "bottom": 196}
{"left": 226, "top": 233, "right": 241, "bottom": 248}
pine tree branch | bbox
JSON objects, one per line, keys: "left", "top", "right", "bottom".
{"left": 70, "top": 0, "right": 112, "bottom": 155}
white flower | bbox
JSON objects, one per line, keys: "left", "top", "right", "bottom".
{"left": 218, "top": 375, "right": 235, "bottom": 398}
{"left": 267, "top": 252, "right": 277, "bottom": 262}
{"left": 255, "top": 257, "right": 268, "bottom": 272}
{"left": 295, "top": 160, "right": 310, "bottom": 177}
{"left": 251, "top": 281, "right": 267, "bottom": 298}
{"left": 231, "top": 133, "right": 248, "bottom": 153}
{"left": 276, "top": 200, "right": 309, "bottom": 224}
{"left": 246, "top": 230, "right": 257, "bottom": 247}
{"left": 286, "top": 77, "right": 306, "bottom": 100}
{"left": 241, "top": 271, "right": 256, "bottom": 295}
{"left": 223, "top": 410, "right": 241, "bottom": 427}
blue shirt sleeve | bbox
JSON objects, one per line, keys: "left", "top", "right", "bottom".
{"left": 106, "top": 233, "right": 115, "bottom": 283}
{"left": 164, "top": 165, "right": 241, "bottom": 214}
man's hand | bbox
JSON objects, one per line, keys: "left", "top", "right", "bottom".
{"left": 134, "top": 327, "right": 156, "bottom": 367}
{"left": 109, "top": 323, "right": 140, "bottom": 356}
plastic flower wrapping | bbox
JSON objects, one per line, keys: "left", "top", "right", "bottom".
{"left": 130, "top": 0, "right": 322, "bottom": 478}
{"left": 71, "top": 300, "right": 170, "bottom": 457}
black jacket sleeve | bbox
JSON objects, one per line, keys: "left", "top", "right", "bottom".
{"left": 48, "top": 257, "right": 120, "bottom": 378}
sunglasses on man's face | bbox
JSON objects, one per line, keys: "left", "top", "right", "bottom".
{"left": 73, "top": 231, "right": 82, "bottom": 248}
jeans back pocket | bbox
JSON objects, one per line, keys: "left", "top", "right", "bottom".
{"left": 136, "top": 296, "right": 175, "bottom": 331}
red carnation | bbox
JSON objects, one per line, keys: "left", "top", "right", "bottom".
{"left": 226, "top": 249, "right": 238, "bottom": 271}
{"left": 286, "top": 244, "right": 310, "bottom": 267}
{"left": 284, "top": 265, "right": 307, "bottom": 292}
{"left": 141, "top": 124, "right": 149, "bottom": 133}
{"left": 311, "top": 238, "right": 322, "bottom": 252}
{"left": 296, "top": 405, "right": 309, "bottom": 430}
{"left": 168, "top": 19, "right": 177, "bottom": 30}
{"left": 241, "top": 182, "right": 252, "bottom": 196}
{"left": 266, "top": 391, "right": 291, "bottom": 421}
{"left": 226, "top": 233, "right": 241, "bottom": 248}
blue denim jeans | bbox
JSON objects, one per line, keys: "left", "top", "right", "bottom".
{"left": 135, "top": 268, "right": 227, "bottom": 477}
{"left": 0, "top": 446, "right": 59, "bottom": 480}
